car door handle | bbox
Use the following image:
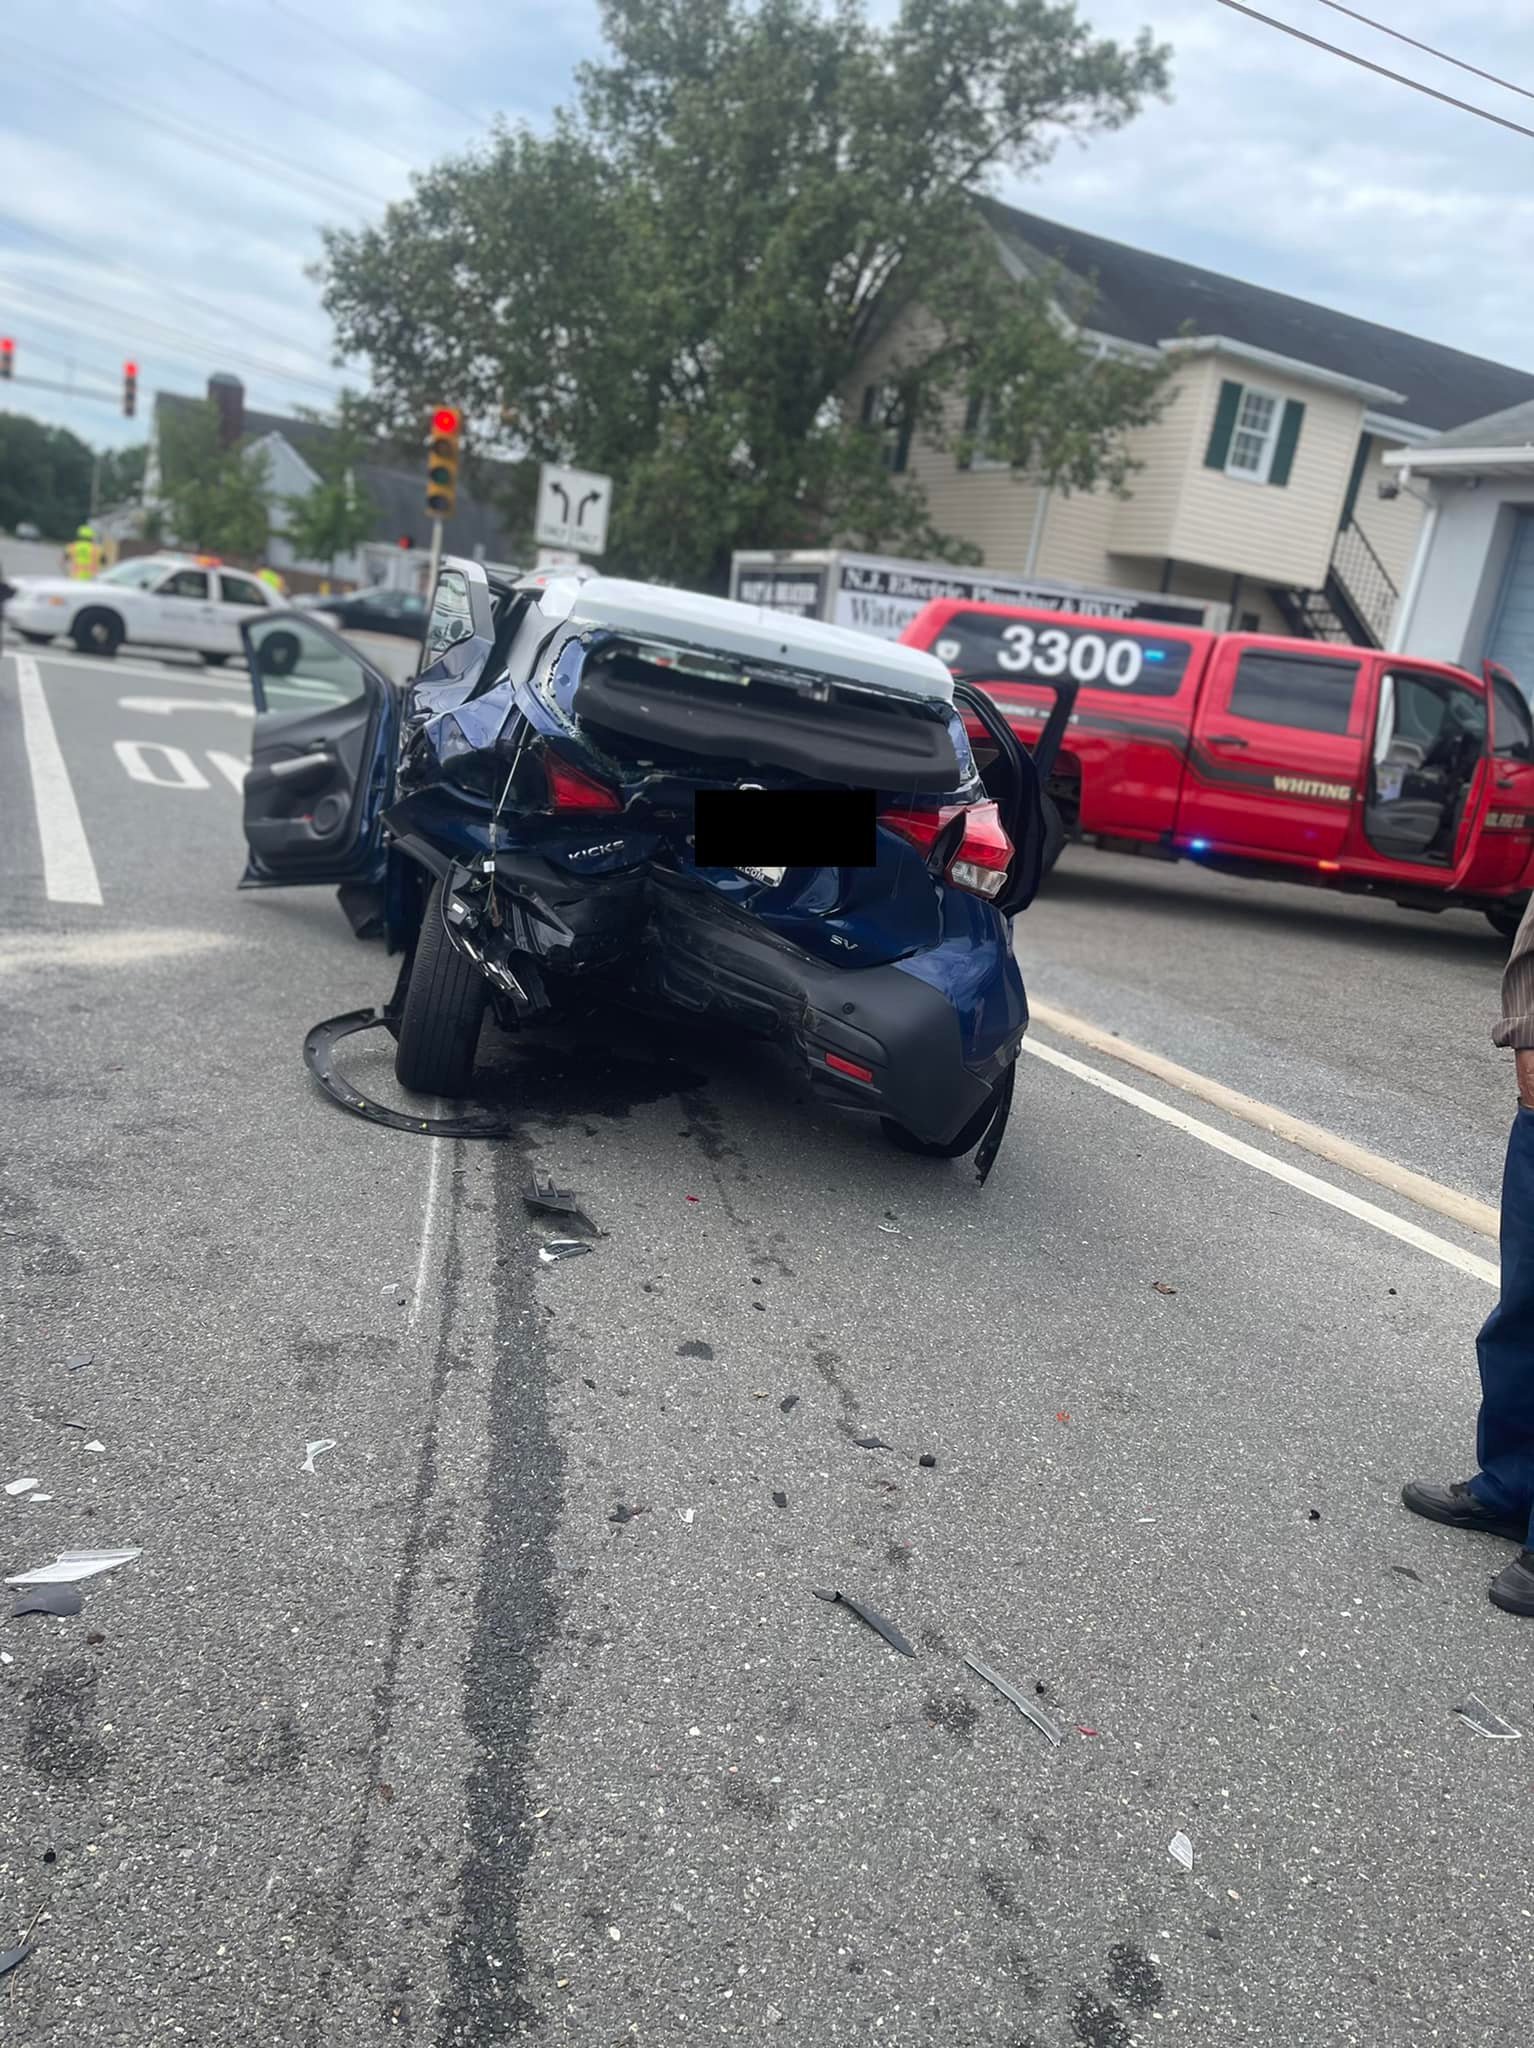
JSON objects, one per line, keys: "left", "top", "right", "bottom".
{"left": 1208, "top": 734, "right": 1249, "bottom": 747}
{"left": 247, "top": 749, "right": 337, "bottom": 796}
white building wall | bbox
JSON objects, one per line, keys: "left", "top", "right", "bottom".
{"left": 1394, "top": 474, "right": 1534, "bottom": 667}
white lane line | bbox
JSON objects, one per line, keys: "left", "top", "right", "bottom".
{"left": 112, "top": 739, "right": 210, "bottom": 789}
{"left": 1030, "top": 998, "right": 1499, "bottom": 1241}
{"left": 1024, "top": 1036, "right": 1500, "bottom": 1289}
{"left": 409, "top": 1122, "right": 449, "bottom": 1329}
{"left": 14, "top": 653, "right": 103, "bottom": 905}
{"left": 117, "top": 695, "right": 254, "bottom": 719}
{"left": 206, "top": 750, "right": 249, "bottom": 793}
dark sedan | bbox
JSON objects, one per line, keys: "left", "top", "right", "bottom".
{"left": 308, "top": 586, "right": 427, "bottom": 639}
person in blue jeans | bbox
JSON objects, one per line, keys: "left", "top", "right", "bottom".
{"left": 1404, "top": 897, "right": 1534, "bottom": 1614}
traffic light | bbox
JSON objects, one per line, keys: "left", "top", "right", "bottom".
{"left": 0, "top": 338, "right": 12, "bottom": 381}
{"left": 425, "top": 405, "right": 460, "bottom": 519}
{"left": 123, "top": 360, "right": 138, "bottom": 418}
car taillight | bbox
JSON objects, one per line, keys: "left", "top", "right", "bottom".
{"left": 882, "top": 800, "right": 1014, "bottom": 900}
{"left": 544, "top": 752, "right": 622, "bottom": 812}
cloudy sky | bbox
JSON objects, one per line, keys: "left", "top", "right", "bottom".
{"left": 3, "top": 0, "right": 1532, "bottom": 458}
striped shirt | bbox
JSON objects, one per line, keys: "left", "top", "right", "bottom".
{"left": 1494, "top": 895, "right": 1534, "bottom": 1049}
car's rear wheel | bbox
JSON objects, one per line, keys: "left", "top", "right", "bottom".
{"left": 1487, "top": 900, "right": 1529, "bottom": 941}
{"left": 202, "top": 652, "right": 231, "bottom": 667}
{"left": 71, "top": 608, "right": 123, "bottom": 657}
{"left": 881, "top": 1086, "right": 1002, "bottom": 1160}
{"left": 394, "top": 880, "right": 490, "bottom": 1097}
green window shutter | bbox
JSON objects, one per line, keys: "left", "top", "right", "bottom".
{"left": 1339, "top": 430, "right": 1371, "bottom": 526}
{"left": 1204, "top": 380, "right": 1242, "bottom": 469}
{"left": 1269, "top": 399, "right": 1306, "bottom": 487}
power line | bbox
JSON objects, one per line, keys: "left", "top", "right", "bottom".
{"left": 1215, "top": 1, "right": 1534, "bottom": 142}
{"left": 1, "top": 213, "right": 343, "bottom": 361}
{"left": 102, "top": 0, "right": 422, "bottom": 171}
{"left": 265, "top": 0, "right": 491, "bottom": 129}
{"left": 10, "top": 33, "right": 394, "bottom": 215}
{"left": 1311, "top": 2, "right": 1534, "bottom": 106}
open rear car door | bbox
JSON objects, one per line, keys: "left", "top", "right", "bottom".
{"left": 238, "top": 611, "right": 400, "bottom": 889}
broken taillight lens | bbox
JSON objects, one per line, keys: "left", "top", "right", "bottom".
{"left": 881, "top": 800, "right": 1014, "bottom": 900}
{"left": 544, "top": 752, "right": 622, "bottom": 812}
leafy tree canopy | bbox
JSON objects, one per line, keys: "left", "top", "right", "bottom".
{"left": 0, "top": 415, "right": 95, "bottom": 539}
{"left": 157, "top": 399, "right": 271, "bottom": 559}
{"left": 321, "top": 0, "right": 1172, "bottom": 586}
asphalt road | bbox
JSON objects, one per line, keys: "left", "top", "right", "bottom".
{"left": 2, "top": 643, "right": 1531, "bottom": 2047}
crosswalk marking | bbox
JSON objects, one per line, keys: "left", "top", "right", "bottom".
{"left": 15, "top": 654, "right": 103, "bottom": 905}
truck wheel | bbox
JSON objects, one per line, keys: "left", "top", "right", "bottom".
{"left": 393, "top": 881, "right": 489, "bottom": 1097}
{"left": 71, "top": 608, "right": 123, "bottom": 657}
{"left": 1487, "top": 901, "right": 1529, "bottom": 941}
{"left": 882, "top": 1087, "right": 1000, "bottom": 1160}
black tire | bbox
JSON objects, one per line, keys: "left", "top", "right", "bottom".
{"left": 20, "top": 629, "right": 52, "bottom": 645}
{"left": 202, "top": 652, "right": 231, "bottom": 667}
{"left": 882, "top": 1086, "right": 1000, "bottom": 1160}
{"left": 1487, "top": 900, "right": 1529, "bottom": 941}
{"left": 261, "top": 630, "right": 300, "bottom": 678}
{"left": 393, "top": 881, "right": 489, "bottom": 1097}
{"left": 71, "top": 608, "right": 123, "bottom": 657}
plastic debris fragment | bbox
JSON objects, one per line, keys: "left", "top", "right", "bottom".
{"left": 1390, "top": 1565, "right": 1423, "bottom": 1583}
{"left": 11, "top": 1586, "right": 85, "bottom": 1618}
{"left": 539, "top": 1239, "right": 591, "bottom": 1265}
{"left": 1076, "top": 1725, "right": 1100, "bottom": 1737}
{"left": 876, "top": 1222, "right": 900, "bottom": 1234}
{"left": 63, "top": 1355, "right": 93, "bottom": 1371}
{"left": 83, "top": 1441, "right": 105, "bottom": 1453}
{"left": 852, "top": 1436, "right": 892, "bottom": 1451}
{"left": 779, "top": 1394, "right": 800, "bottom": 1414}
{"left": 1454, "top": 1693, "right": 1522, "bottom": 1740}
{"left": 1168, "top": 1832, "right": 1195, "bottom": 1871}
{"left": 608, "top": 1504, "right": 649, "bottom": 1525}
{"left": 1152, "top": 1282, "right": 1177, "bottom": 1296}
{"left": 6, "top": 1549, "right": 139, "bottom": 1587}
{"left": 918, "top": 1454, "right": 937, "bottom": 1469}
{"left": 772, "top": 1491, "right": 788, "bottom": 1509}
{"left": 524, "top": 1174, "right": 600, "bottom": 1235}
{"left": 0, "top": 1943, "right": 35, "bottom": 1981}
{"left": 28, "top": 1495, "right": 53, "bottom": 1506}
{"left": 812, "top": 1588, "right": 915, "bottom": 1658}
{"left": 301, "top": 1439, "right": 337, "bottom": 1475}
{"left": 962, "top": 1654, "right": 1066, "bottom": 1745}
{"left": 5, "top": 1478, "right": 39, "bottom": 1497}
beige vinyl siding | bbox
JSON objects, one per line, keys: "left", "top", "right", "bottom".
{"left": 1033, "top": 484, "right": 1120, "bottom": 585}
{"left": 1350, "top": 436, "right": 1425, "bottom": 595}
{"left": 1167, "top": 354, "right": 1364, "bottom": 586}
{"left": 1108, "top": 375, "right": 1201, "bottom": 559}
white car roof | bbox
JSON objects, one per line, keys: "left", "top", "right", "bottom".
{"left": 533, "top": 574, "right": 954, "bottom": 704}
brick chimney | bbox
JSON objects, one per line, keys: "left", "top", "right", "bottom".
{"left": 208, "top": 372, "right": 245, "bottom": 448}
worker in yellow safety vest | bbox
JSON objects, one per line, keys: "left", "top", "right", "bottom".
{"left": 256, "top": 566, "right": 286, "bottom": 597}
{"left": 66, "top": 523, "right": 103, "bottom": 579}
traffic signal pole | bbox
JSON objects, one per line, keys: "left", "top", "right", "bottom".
{"left": 423, "top": 406, "right": 461, "bottom": 597}
{"left": 426, "top": 515, "right": 444, "bottom": 599}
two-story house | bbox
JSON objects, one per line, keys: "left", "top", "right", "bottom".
{"left": 854, "top": 200, "right": 1534, "bottom": 648}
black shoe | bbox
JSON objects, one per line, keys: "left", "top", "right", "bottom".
{"left": 1489, "top": 1550, "right": 1534, "bottom": 1616}
{"left": 1401, "top": 1478, "right": 1528, "bottom": 1542}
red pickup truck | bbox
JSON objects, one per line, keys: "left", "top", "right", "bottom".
{"left": 900, "top": 601, "right": 1534, "bottom": 938}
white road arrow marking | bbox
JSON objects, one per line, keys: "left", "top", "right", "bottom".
{"left": 15, "top": 654, "right": 102, "bottom": 904}
{"left": 112, "top": 740, "right": 211, "bottom": 790}
{"left": 116, "top": 696, "right": 255, "bottom": 719}
{"left": 205, "top": 750, "right": 249, "bottom": 793}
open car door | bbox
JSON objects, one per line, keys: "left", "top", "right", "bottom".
{"left": 238, "top": 611, "right": 399, "bottom": 888}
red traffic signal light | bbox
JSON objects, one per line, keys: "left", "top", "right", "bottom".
{"left": 0, "top": 338, "right": 13, "bottom": 381}
{"left": 123, "top": 360, "right": 138, "bottom": 417}
{"left": 425, "top": 404, "right": 462, "bottom": 519}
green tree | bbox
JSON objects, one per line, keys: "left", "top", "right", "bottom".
{"left": 320, "top": 0, "right": 1173, "bottom": 587}
{"left": 0, "top": 415, "right": 94, "bottom": 537}
{"left": 96, "top": 442, "right": 148, "bottom": 508}
{"left": 157, "top": 399, "right": 271, "bottom": 558}
{"left": 280, "top": 397, "right": 377, "bottom": 578}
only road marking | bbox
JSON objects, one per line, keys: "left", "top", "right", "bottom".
{"left": 15, "top": 654, "right": 102, "bottom": 905}
{"left": 112, "top": 740, "right": 211, "bottom": 790}
{"left": 1024, "top": 1036, "right": 1499, "bottom": 1289}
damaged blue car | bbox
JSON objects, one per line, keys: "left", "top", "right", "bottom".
{"left": 236, "top": 559, "right": 1070, "bottom": 1172}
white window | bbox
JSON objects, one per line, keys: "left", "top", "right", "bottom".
{"left": 1226, "top": 385, "right": 1281, "bottom": 483}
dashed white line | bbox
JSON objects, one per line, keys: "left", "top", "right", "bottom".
{"left": 14, "top": 654, "right": 102, "bottom": 905}
{"left": 409, "top": 1122, "right": 449, "bottom": 1329}
{"left": 1024, "top": 1036, "right": 1499, "bottom": 1289}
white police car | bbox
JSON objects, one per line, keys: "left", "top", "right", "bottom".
{"left": 8, "top": 553, "right": 282, "bottom": 664}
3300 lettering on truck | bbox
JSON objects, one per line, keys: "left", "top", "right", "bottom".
{"left": 899, "top": 602, "right": 1534, "bottom": 939}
